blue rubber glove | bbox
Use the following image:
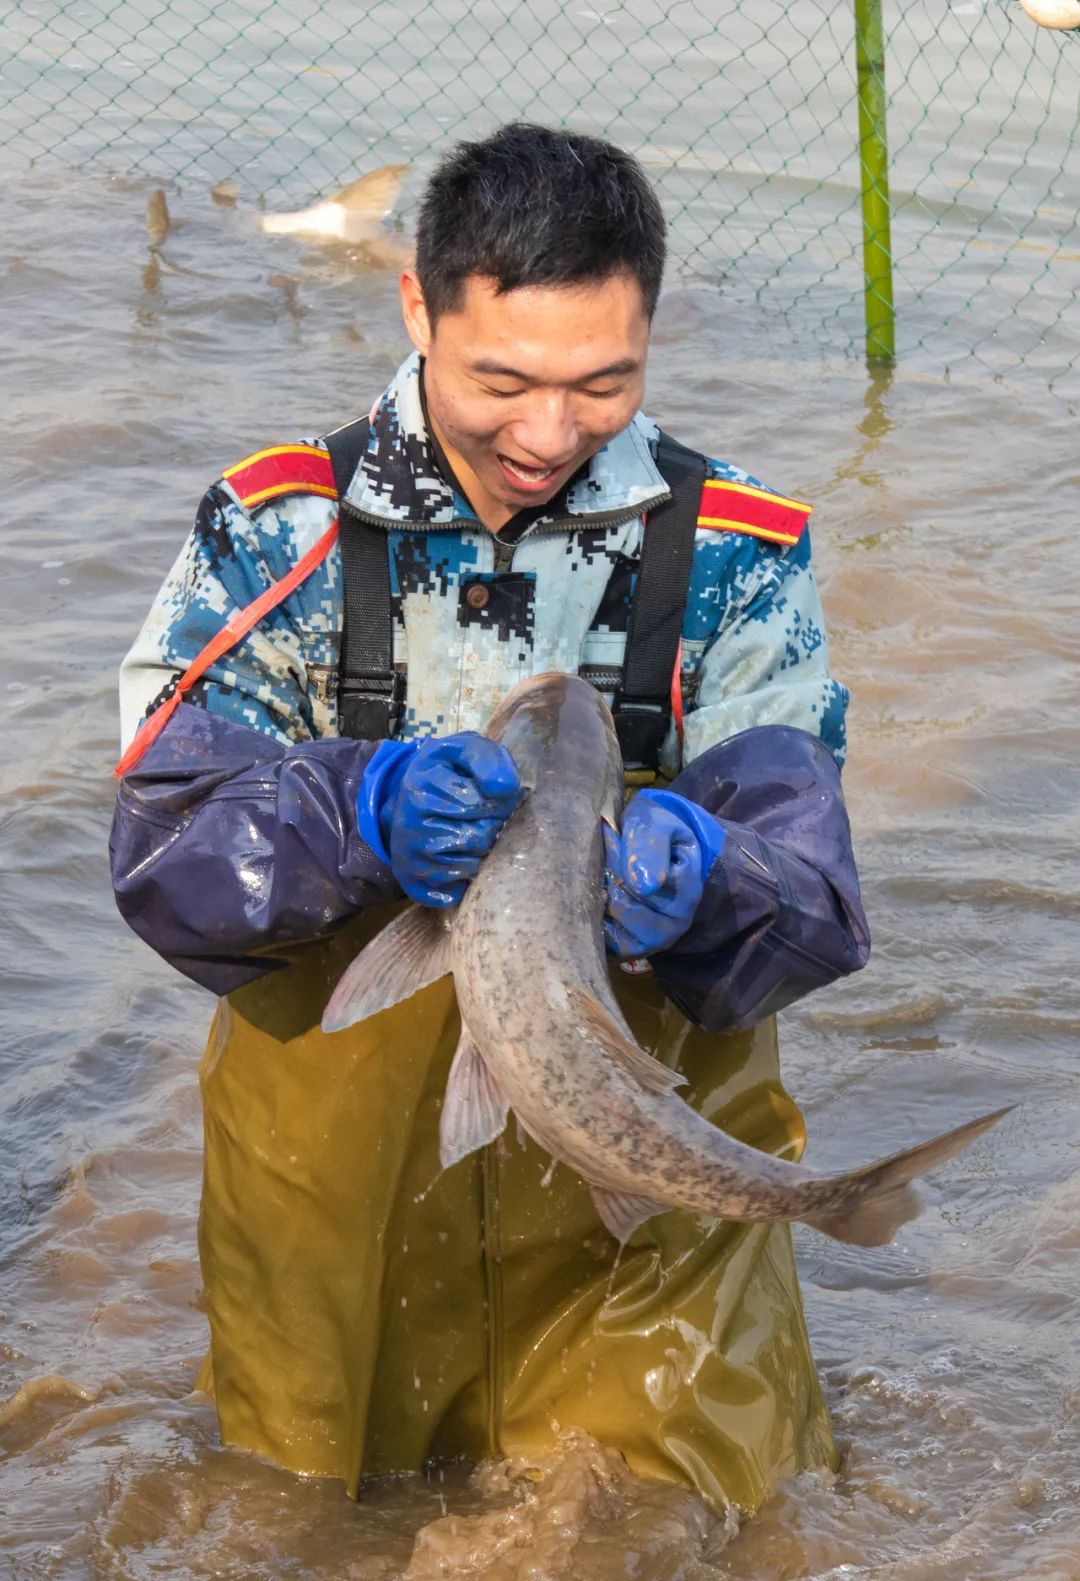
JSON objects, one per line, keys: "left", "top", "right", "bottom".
{"left": 603, "top": 789, "right": 726, "bottom": 959}
{"left": 357, "top": 733, "right": 522, "bottom": 907}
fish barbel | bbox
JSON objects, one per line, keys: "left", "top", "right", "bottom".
{"left": 323, "top": 673, "right": 1011, "bottom": 1246}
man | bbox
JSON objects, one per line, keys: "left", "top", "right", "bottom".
{"left": 111, "top": 123, "right": 869, "bottom": 1512}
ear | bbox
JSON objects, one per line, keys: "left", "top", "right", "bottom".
{"left": 400, "top": 268, "right": 432, "bottom": 356}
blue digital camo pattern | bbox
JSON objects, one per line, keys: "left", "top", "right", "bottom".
{"left": 119, "top": 353, "right": 849, "bottom": 771}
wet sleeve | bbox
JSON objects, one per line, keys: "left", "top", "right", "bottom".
{"left": 651, "top": 725, "right": 871, "bottom": 1032}
{"left": 110, "top": 704, "right": 398, "bottom": 994}
{"left": 110, "top": 482, "right": 397, "bottom": 995}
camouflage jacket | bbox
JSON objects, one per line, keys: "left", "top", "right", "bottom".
{"left": 110, "top": 354, "right": 869, "bottom": 1019}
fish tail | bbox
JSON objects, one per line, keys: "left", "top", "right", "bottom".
{"left": 803, "top": 1104, "right": 1014, "bottom": 1248}
{"left": 803, "top": 1180, "right": 923, "bottom": 1248}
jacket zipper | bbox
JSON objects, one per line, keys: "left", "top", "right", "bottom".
{"left": 338, "top": 498, "right": 665, "bottom": 541}
{"left": 491, "top": 539, "right": 515, "bottom": 574}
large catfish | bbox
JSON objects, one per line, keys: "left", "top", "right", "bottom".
{"left": 323, "top": 672, "right": 1010, "bottom": 1246}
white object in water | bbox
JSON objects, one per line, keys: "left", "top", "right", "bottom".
{"left": 260, "top": 164, "right": 410, "bottom": 242}
{"left": 1018, "top": 0, "right": 1080, "bottom": 29}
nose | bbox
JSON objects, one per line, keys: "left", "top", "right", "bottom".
{"left": 509, "top": 390, "right": 579, "bottom": 467}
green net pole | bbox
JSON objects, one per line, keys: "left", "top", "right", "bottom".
{"left": 854, "top": 0, "right": 895, "bottom": 363}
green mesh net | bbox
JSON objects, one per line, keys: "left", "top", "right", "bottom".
{"left": 2, "top": 0, "right": 1078, "bottom": 392}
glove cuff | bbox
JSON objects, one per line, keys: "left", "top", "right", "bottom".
{"left": 633, "top": 788, "right": 726, "bottom": 878}
{"left": 356, "top": 739, "right": 419, "bottom": 866}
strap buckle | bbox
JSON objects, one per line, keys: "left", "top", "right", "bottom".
{"left": 339, "top": 670, "right": 406, "bottom": 739}
{"left": 612, "top": 694, "right": 669, "bottom": 771}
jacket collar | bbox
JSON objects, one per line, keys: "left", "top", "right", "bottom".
{"left": 341, "top": 353, "right": 669, "bottom": 529}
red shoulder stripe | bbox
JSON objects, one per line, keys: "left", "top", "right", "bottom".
{"left": 696, "top": 478, "right": 811, "bottom": 547}
{"left": 222, "top": 443, "right": 337, "bottom": 510}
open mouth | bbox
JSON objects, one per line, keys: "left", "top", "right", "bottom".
{"left": 497, "top": 453, "right": 563, "bottom": 491}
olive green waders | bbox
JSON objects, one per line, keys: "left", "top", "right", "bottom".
{"left": 195, "top": 903, "right": 835, "bottom": 1510}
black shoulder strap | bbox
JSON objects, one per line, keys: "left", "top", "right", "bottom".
{"left": 612, "top": 430, "right": 707, "bottom": 770}
{"left": 324, "top": 417, "right": 405, "bottom": 741}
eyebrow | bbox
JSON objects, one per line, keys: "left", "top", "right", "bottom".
{"left": 470, "top": 357, "right": 641, "bottom": 384}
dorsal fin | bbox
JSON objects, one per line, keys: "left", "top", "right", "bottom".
{"left": 330, "top": 164, "right": 410, "bottom": 214}
{"left": 574, "top": 990, "right": 686, "bottom": 1097}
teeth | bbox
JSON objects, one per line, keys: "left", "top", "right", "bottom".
{"left": 504, "top": 458, "right": 554, "bottom": 481}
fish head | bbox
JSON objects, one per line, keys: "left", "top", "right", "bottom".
{"left": 484, "top": 672, "right": 623, "bottom": 829}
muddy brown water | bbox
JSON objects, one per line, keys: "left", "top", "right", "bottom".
{"left": 2, "top": 9, "right": 1080, "bottom": 1575}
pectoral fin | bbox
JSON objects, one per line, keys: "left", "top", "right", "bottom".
{"left": 575, "top": 990, "right": 687, "bottom": 1097}
{"left": 439, "top": 1029, "right": 510, "bottom": 1168}
{"left": 590, "top": 1185, "right": 668, "bottom": 1242}
{"left": 322, "top": 906, "right": 453, "bottom": 1032}
{"left": 600, "top": 788, "right": 622, "bottom": 832}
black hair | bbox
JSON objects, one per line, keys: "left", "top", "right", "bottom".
{"left": 415, "top": 122, "right": 666, "bottom": 322}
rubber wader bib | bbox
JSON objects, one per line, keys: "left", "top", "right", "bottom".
{"left": 196, "top": 903, "right": 835, "bottom": 1510}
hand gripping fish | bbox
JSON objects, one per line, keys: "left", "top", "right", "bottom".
{"left": 323, "top": 673, "right": 1011, "bottom": 1246}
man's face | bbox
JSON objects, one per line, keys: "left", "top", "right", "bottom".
{"left": 400, "top": 269, "right": 650, "bottom": 531}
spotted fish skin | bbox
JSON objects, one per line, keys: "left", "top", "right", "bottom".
{"left": 322, "top": 673, "right": 1010, "bottom": 1247}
